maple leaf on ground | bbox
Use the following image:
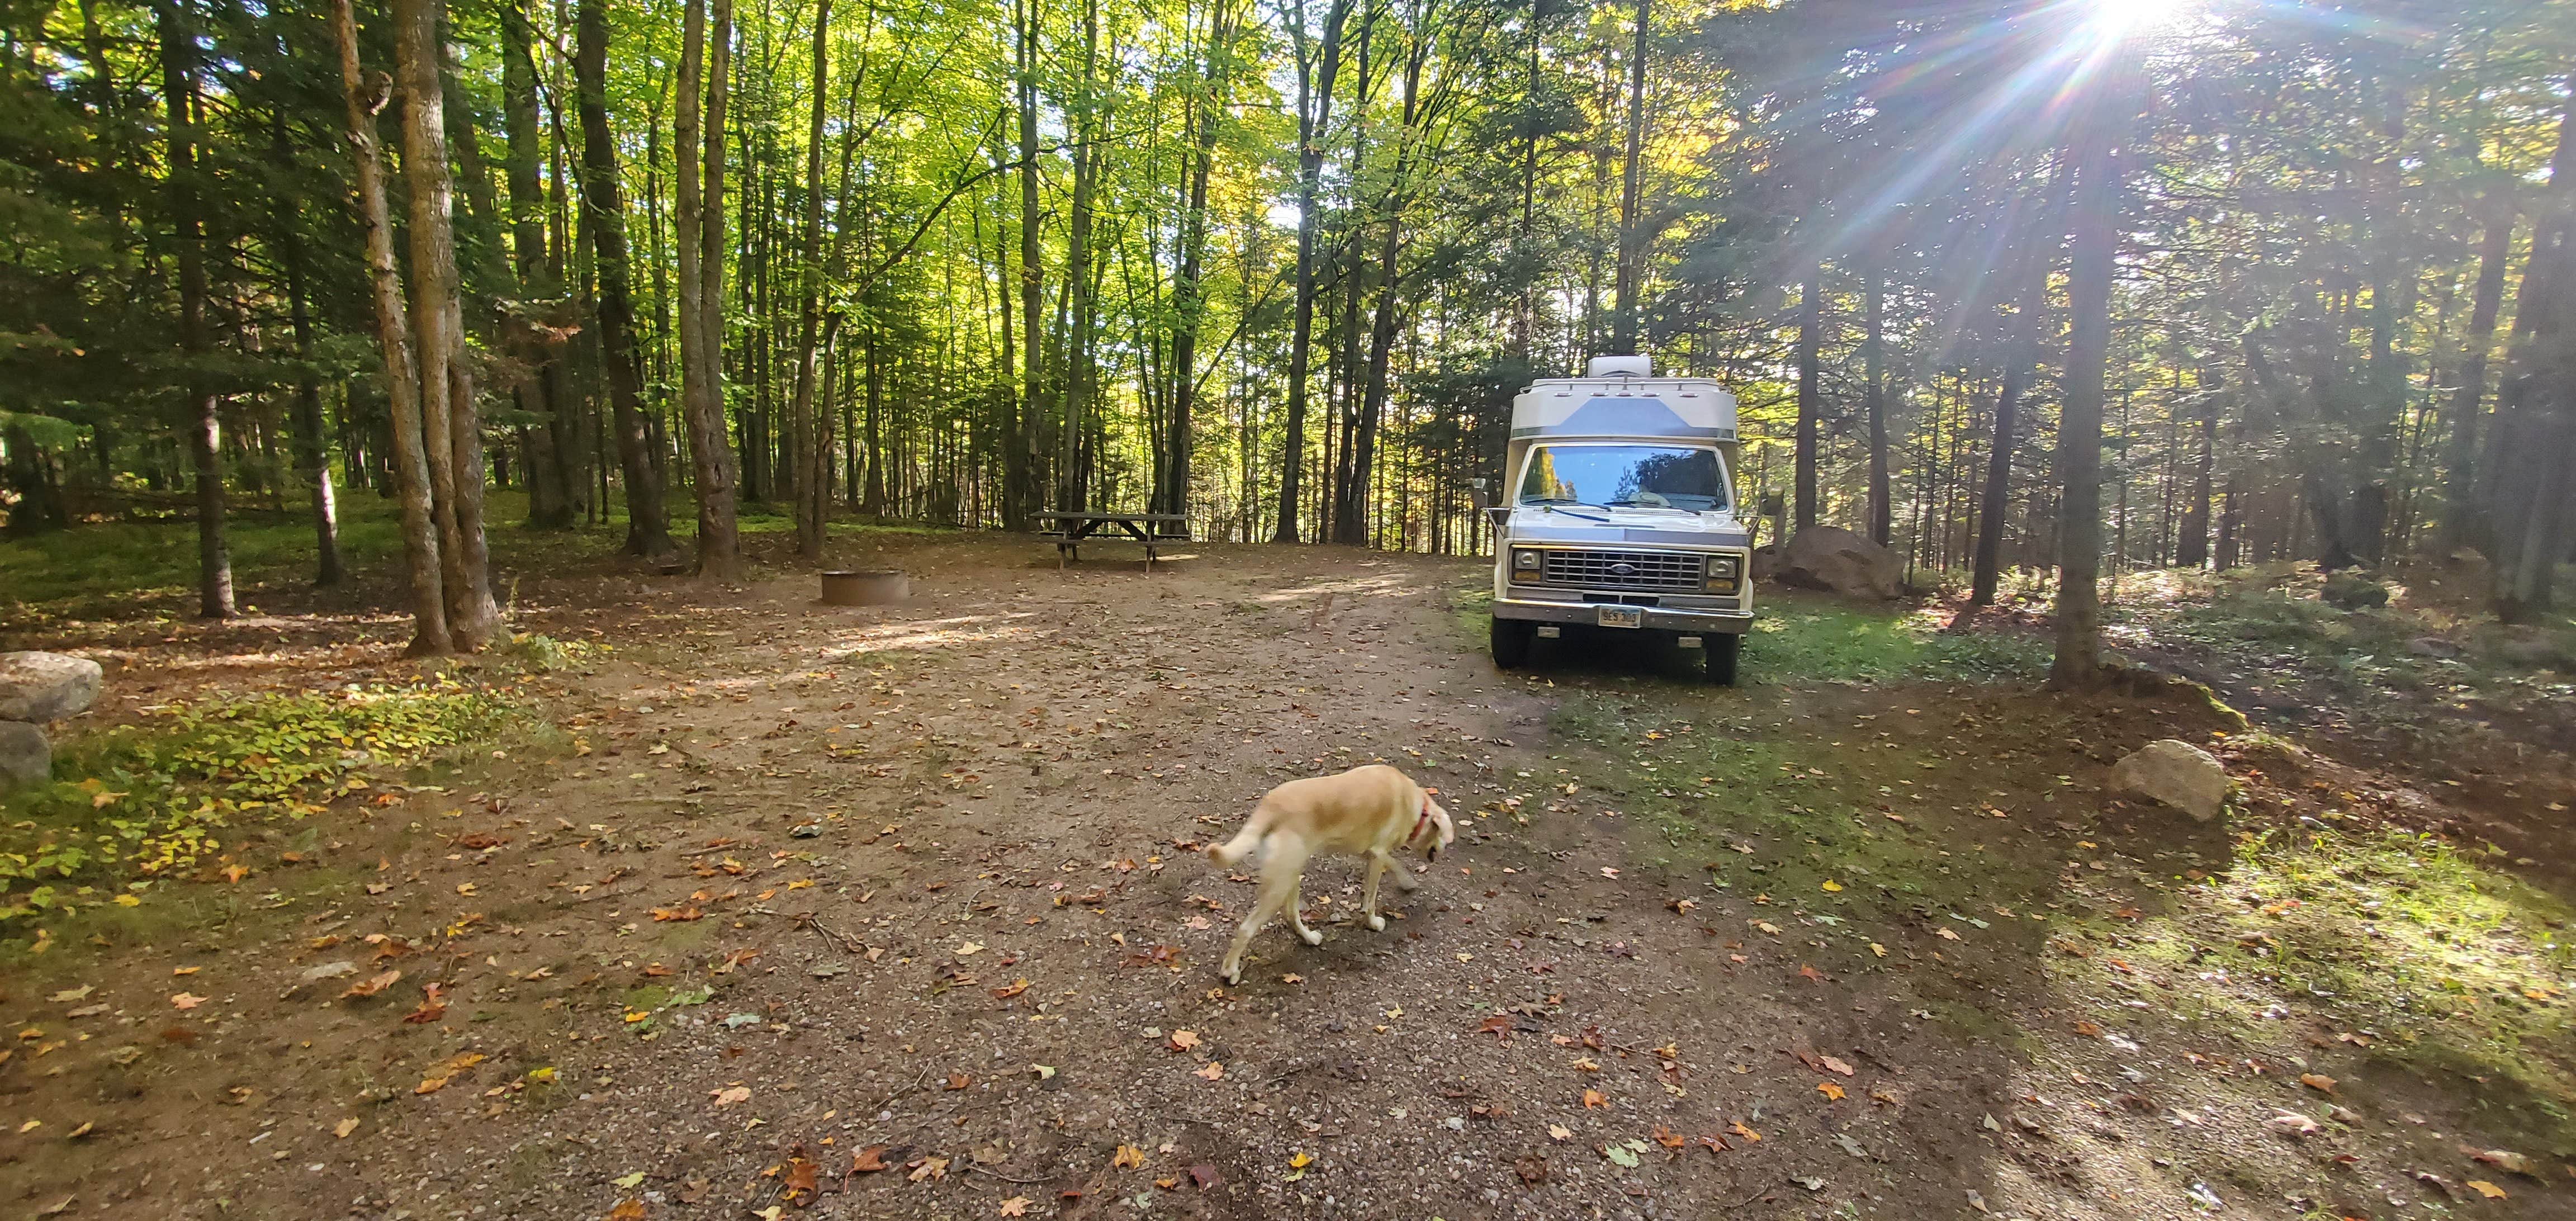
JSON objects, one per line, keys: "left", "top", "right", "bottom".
{"left": 998, "top": 1198, "right": 1031, "bottom": 1218}
{"left": 946, "top": 1073, "right": 971, "bottom": 1090}
{"left": 1112, "top": 1144, "right": 1146, "bottom": 1170}
{"left": 710, "top": 1086, "right": 751, "bottom": 1107}
{"left": 783, "top": 1157, "right": 820, "bottom": 1198}
{"left": 1192, "top": 1061, "right": 1224, "bottom": 1081}
{"left": 1797, "top": 964, "right": 1827, "bottom": 983}
{"left": 2469, "top": 1181, "right": 2508, "bottom": 1200}
{"left": 1188, "top": 1165, "right": 1222, "bottom": 1189}
{"left": 1581, "top": 1089, "right": 1607, "bottom": 1109}
{"left": 1473, "top": 1015, "right": 1513, "bottom": 1042}
{"left": 171, "top": 992, "right": 208, "bottom": 1010}
{"left": 2298, "top": 1073, "right": 2337, "bottom": 1095}
{"left": 1730, "top": 1121, "right": 1762, "bottom": 1142}
{"left": 1819, "top": 1055, "right": 1855, "bottom": 1076}
{"left": 1168, "top": 1030, "right": 1201, "bottom": 1052}
{"left": 908, "top": 1156, "right": 950, "bottom": 1182}
{"left": 1651, "top": 1125, "right": 1686, "bottom": 1148}
{"left": 1817, "top": 1081, "right": 1846, "bottom": 1101}
{"left": 607, "top": 1200, "right": 646, "bottom": 1221}
{"left": 990, "top": 979, "right": 1030, "bottom": 1000}
{"left": 851, "top": 1146, "right": 890, "bottom": 1173}
{"left": 1697, "top": 1134, "right": 1730, "bottom": 1154}
{"left": 650, "top": 906, "right": 701, "bottom": 923}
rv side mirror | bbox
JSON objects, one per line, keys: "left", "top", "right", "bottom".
{"left": 1758, "top": 490, "right": 1786, "bottom": 518}
{"left": 1469, "top": 478, "right": 1491, "bottom": 512}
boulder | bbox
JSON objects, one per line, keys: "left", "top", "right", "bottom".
{"left": 0, "top": 651, "right": 101, "bottom": 723}
{"left": 0, "top": 721, "right": 48, "bottom": 786}
{"left": 1773, "top": 525, "right": 1905, "bottom": 600}
{"left": 2110, "top": 739, "right": 2231, "bottom": 822}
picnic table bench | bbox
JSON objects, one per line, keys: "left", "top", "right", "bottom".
{"left": 1033, "top": 510, "right": 1191, "bottom": 570}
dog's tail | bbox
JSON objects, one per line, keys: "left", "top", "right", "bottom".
{"left": 1206, "top": 824, "right": 1266, "bottom": 868}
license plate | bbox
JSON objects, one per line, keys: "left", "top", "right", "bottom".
{"left": 1595, "top": 605, "right": 1644, "bottom": 629}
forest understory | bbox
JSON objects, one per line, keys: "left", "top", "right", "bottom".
{"left": 0, "top": 517, "right": 2566, "bottom": 1220}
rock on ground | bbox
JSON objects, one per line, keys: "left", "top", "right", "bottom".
{"left": 0, "top": 721, "right": 49, "bottom": 785}
{"left": 0, "top": 651, "right": 102, "bottom": 723}
{"left": 1773, "top": 525, "right": 1905, "bottom": 600}
{"left": 2111, "top": 738, "right": 2231, "bottom": 821}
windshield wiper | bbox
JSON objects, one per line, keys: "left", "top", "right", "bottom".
{"left": 1521, "top": 498, "right": 1612, "bottom": 521}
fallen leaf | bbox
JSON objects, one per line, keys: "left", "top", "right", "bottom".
{"left": 1112, "top": 1144, "right": 1146, "bottom": 1170}
{"left": 1187, "top": 1165, "right": 1221, "bottom": 1189}
{"left": 851, "top": 1146, "right": 889, "bottom": 1173}
{"left": 1192, "top": 1061, "right": 1224, "bottom": 1081}
{"left": 1819, "top": 1055, "right": 1854, "bottom": 1076}
{"left": 1868, "top": 943, "right": 1887, "bottom": 958}
{"left": 998, "top": 1198, "right": 1031, "bottom": 1218}
{"left": 1169, "top": 1029, "right": 1202, "bottom": 1052}
{"left": 1817, "top": 1081, "right": 1845, "bottom": 1100}
{"left": 1936, "top": 927, "right": 1962, "bottom": 941}
{"left": 47, "top": 986, "right": 91, "bottom": 1003}
{"left": 1474, "top": 1015, "right": 1514, "bottom": 1042}
{"left": 334, "top": 1117, "right": 361, "bottom": 1139}
{"left": 2468, "top": 1148, "right": 2536, "bottom": 1177}
{"left": 1581, "top": 1089, "right": 1607, "bottom": 1109}
{"left": 2298, "top": 1073, "right": 2337, "bottom": 1095}
{"left": 607, "top": 1200, "right": 646, "bottom": 1221}
{"left": 946, "top": 1073, "right": 971, "bottom": 1090}
{"left": 955, "top": 941, "right": 985, "bottom": 956}
{"left": 710, "top": 1085, "right": 751, "bottom": 1107}
{"left": 909, "top": 1156, "right": 950, "bottom": 1182}
{"left": 1730, "top": 1121, "right": 1761, "bottom": 1142}
{"left": 2469, "top": 1180, "right": 2507, "bottom": 1200}
{"left": 1514, "top": 1154, "right": 1547, "bottom": 1184}
{"left": 169, "top": 993, "right": 207, "bottom": 1010}
{"left": 1652, "top": 1125, "right": 1686, "bottom": 1148}
{"left": 342, "top": 970, "right": 401, "bottom": 1000}
{"left": 1604, "top": 1143, "right": 1640, "bottom": 1168}
{"left": 1821, "top": 880, "right": 1843, "bottom": 893}
{"left": 2270, "top": 1111, "right": 2320, "bottom": 1135}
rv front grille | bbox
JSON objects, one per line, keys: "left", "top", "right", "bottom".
{"left": 1538, "top": 549, "right": 1705, "bottom": 591}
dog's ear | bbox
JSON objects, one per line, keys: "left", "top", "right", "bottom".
{"left": 1425, "top": 799, "right": 1455, "bottom": 861}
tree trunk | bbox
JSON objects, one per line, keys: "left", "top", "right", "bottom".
{"left": 271, "top": 106, "right": 345, "bottom": 585}
{"left": 1007, "top": 0, "right": 1046, "bottom": 531}
{"left": 159, "top": 0, "right": 233, "bottom": 620}
{"left": 1969, "top": 249, "right": 2044, "bottom": 606}
{"left": 2049, "top": 40, "right": 2139, "bottom": 688}
{"left": 1058, "top": 0, "right": 1100, "bottom": 515}
{"left": 574, "top": 0, "right": 676, "bottom": 563}
{"left": 501, "top": 0, "right": 576, "bottom": 529}
{"left": 2491, "top": 105, "right": 2576, "bottom": 622}
{"left": 1608, "top": 0, "right": 1649, "bottom": 355}
{"left": 333, "top": 0, "right": 450, "bottom": 652}
{"left": 2441, "top": 200, "right": 2515, "bottom": 551}
{"left": 1794, "top": 262, "right": 1821, "bottom": 532}
{"left": 788, "top": 0, "right": 833, "bottom": 558}
{"left": 676, "top": 0, "right": 744, "bottom": 578}
{"left": 1274, "top": 0, "right": 1352, "bottom": 543}
{"left": 1862, "top": 263, "right": 1890, "bottom": 546}
{"left": 1158, "top": 0, "right": 1237, "bottom": 519}
{"left": 2175, "top": 388, "right": 2214, "bottom": 568}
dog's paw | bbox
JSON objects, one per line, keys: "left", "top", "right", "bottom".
{"left": 1365, "top": 914, "right": 1386, "bottom": 932}
{"left": 1299, "top": 927, "right": 1324, "bottom": 946}
{"left": 1220, "top": 963, "right": 1243, "bottom": 986}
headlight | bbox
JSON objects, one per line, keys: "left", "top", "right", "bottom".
{"left": 1511, "top": 549, "right": 1543, "bottom": 574}
{"left": 1704, "top": 555, "right": 1741, "bottom": 592}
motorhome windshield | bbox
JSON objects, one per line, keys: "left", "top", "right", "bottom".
{"left": 1518, "top": 444, "right": 1727, "bottom": 513}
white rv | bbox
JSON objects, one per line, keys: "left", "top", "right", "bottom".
{"left": 1484, "top": 355, "right": 1754, "bottom": 684}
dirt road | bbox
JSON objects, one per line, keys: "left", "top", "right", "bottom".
{"left": 2, "top": 532, "right": 2566, "bottom": 1220}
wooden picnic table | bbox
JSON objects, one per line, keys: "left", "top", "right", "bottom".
{"left": 1032, "top": 510, "right": 1191, "bottom": 570}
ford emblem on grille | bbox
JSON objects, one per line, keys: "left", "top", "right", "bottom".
{"left": 1610, "top": 562, "right": 1636, "bottom": 575}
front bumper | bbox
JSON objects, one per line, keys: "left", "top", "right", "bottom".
{"left": 1494, "top": 596, "right": 1754, "bottom": 635}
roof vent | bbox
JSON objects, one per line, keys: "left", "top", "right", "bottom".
{"left": 1585, "top": 354, "right": 1651, "bottom": 378}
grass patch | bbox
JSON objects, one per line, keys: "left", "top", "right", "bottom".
{"left": 2080, "top": 828, "right": 2576, "bottom": 1138}
{"left": 0, "top": 682, "right": 522, "bottom": 925}
{"left": 1750, "top": 600, "right": 2047, "bottom": 685}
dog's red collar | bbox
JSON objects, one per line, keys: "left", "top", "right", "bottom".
{"left": 1411, "top": 794, "right": 1434, "bottom": 844}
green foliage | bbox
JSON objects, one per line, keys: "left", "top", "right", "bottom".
{"left": 0, "top": 682, "right": 519, "bottom": 918}
{"left": 1749, "top": 600, "right": 2048, "bottom": 684}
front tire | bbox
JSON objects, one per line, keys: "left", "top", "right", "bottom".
{"left": 1490, "top": 616, "right": 1535, "bottom": 669}
{"left": 1705, "top": 633, "right": 1741, "bottom": 686}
